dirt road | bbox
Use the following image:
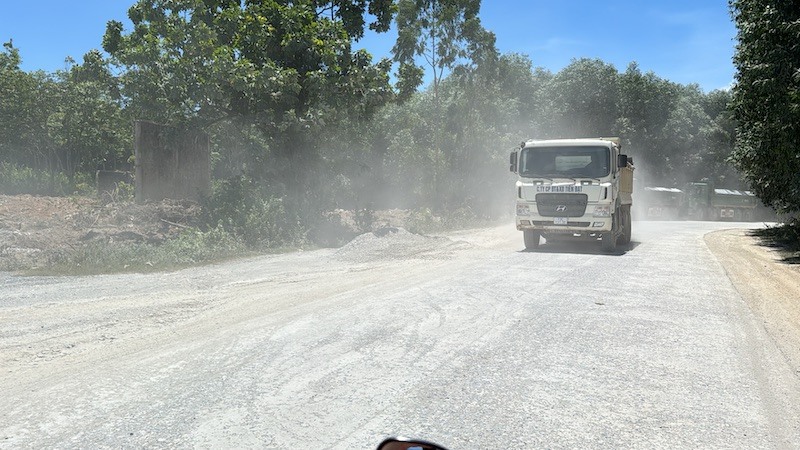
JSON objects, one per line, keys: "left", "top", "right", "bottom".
{"left": 706, "top": 228, "right": 800, "bottom": 376}
{"left": 1, "top": 222, "right": 799, "bottom": 448}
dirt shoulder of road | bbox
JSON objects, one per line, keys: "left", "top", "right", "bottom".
{"left": 706, "top": 228, "right": 800, "bottom": 375}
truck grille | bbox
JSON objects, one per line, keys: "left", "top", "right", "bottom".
{"left": 535, "top": 193, "right": 588, "bottom": 217}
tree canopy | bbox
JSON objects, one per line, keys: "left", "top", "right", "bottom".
{"left": 393, "top": 0, "right": 497, "bottom": 98}
{"left": 730, "top": 0, "right": 800, "bottom": 213}
{"left": 103, "top": 0, "right": 396, "bottom": 135}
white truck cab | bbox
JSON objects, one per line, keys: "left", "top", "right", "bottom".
{"left": 509, "top": 137, "right": 634, "bottom": 251}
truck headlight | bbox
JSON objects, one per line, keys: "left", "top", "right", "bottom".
{"left": 517, "top": 204, "right": 530, "bottom": 216}
{"left": 593, "top": 205, "right": 611, "bottom": 217}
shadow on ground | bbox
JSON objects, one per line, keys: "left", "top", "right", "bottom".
{"left": 749, "top": 224, "right": 800, "bottom": 264}
{"left": 520, "top": 239, "right": 641, "bottom": 256}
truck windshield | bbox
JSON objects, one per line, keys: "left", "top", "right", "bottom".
{"left": 519, "top": 146, "right": 610, "bottom": 179}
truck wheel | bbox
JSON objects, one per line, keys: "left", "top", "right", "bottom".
{"left": 523, "top": 230, "right": 540, "bottom": 250}
{"left": 601, "top": 231, "right": 617, "bottom": 252}
{"left": 619, "top": 206, "right": 632, "bottom": 245}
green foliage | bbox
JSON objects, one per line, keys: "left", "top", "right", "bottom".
{"left": 202, "top": 176, "right": 306, "bottom": 249}
{"left": 405, "top": 207, "right": 443, "bottom": 234}
{"left": 0, "top": 42, "right": 59, "bottom": 171}
{"left": 102, "top": 0, "right": 400, "bottom": 208}
{"left": 543, "top": 58, "right": 621, "bottom": 137}
{"left": 103, "top": 1, "right": 396, "bottom": 135}
{"left": 730, "top": 0, "right": 800, "bottom": 213}
{"left": 393, "top": 0, "right": 497, "bottom": 97}
{"left": 752, "top": 220, "right": 800, "bottom": 263}
{"left": 1, "top": 42, "right": 130, "bottom": 186}
{"left": 359, "top": 53, "right": 745, "bottom": 218}
{"left": 45, "top": 225, "right": 247, "bottom": 275}
{"left": 99, "top": 181, "right": 135, "bottom": 204}
{"left": 48, "top": 50, "right": 131, "bottom": 176}
{"left": 405, "top": 206, "right": 480, "bottom": 234}
{"left": 0, "top": 163, "right": 72, "bottom": 196}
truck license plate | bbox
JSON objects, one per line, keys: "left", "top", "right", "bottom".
{"left": 554, "top": 217, "right": 568, "bottom": 225}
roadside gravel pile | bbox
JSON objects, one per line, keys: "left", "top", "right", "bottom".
{"left": 333, "top": 227, "right": 473, "bottom": 263}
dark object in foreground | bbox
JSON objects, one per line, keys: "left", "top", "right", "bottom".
{"left": 377, "top": 437, "right": 449, "bottom": 450}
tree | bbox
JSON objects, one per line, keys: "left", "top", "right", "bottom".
{"left": 392, "top": 0, "right": 497, "bottom": 98}
{"left": 659, "top": 85, "right": 714, "bottom": 185}
{"left": 701, "top": 89, "right": 741, "bottom": 186}
{"left": 616, "top": 63, "right": 677, "bottom": 152}
{"left": 47, "top": 50, "right": 131, "bottom": 178}
{"left": 0, "top": 41, "right": 59, "bottom": 172}
{"left": 730, "top": 0, "right": 800, "bottom": 213}
{"left": 103, "top": 0, "right": 397, "bottom": 179}
{"left": 541, "top": 58, "right": 620, "bottom": 138}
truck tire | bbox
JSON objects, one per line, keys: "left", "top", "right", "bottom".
{"left": 601, "top": 209, "right": 618, "bottom": 252}
{"left": 619, "top": 206, "right": 632, "bottom": 245}
{"left": 601, "top": 231, "right": 617, "bottom": 252}
{"left": 523, "top": 230, "right": 540, "bottom": 250}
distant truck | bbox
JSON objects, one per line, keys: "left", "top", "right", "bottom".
{"left": 683, "top": 181, "right": 757, "bottom": 221}
{"left": 510, "top": 137, "right": 634, "bottom": 251}
{"left": 641, "top": 186, "right": 683, "bottom": 220}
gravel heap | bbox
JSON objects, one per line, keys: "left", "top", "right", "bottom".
{"left": 333, "top": 227, "right": 472, "bottom": 263}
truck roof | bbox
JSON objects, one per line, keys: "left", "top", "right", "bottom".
{"left": 714, "top": 189, "right": 755, "bottom": 197}
{"left": 645, "top": 186, "right": 682, "bottom": 193}
{"left": 521, "top": 137, "right": 620, "bottom": 149}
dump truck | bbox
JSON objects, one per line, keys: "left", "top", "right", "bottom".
{"left": 641, "top": 186, "right": 683, "bottom": 220}
{"left": 683, "top": 181, "right": 757, "bottom": 221}
{"left": 510, "top": 137, "right": 634, "bottom": 251}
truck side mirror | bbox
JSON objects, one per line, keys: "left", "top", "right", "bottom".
{"left": 618, "top": 154, "right": 628, "bottom": 168}
{"left": 510, "top": 151, "right": 518, "bottom": 173}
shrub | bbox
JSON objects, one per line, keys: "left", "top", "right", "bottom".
{"left": 405, "top": 208, "right": 442, "bottom": 234}
{"left": 202, "top": 176, "right": 307, "bottom": 250}
{"left": 0, "top": 163, "right": 72, "bottom": 196}
{"left": 45, "top": 225, "right": 246, "bottom": 274}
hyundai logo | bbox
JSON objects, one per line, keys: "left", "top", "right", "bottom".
{"left": 556, "top": 205, "right": 568, "bottom": 212}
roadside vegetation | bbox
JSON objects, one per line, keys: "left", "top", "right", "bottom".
{"left": 729, "top": 0, "right": 800, "bottom": 250}
{"left": 751, "top": 220, "right": 800, "bottom": 264}
{"left": 1, "top": 0, "right": 797, "bottom": 273}
{"left": 38, "top": 225, "right": 248, "bottom": 276}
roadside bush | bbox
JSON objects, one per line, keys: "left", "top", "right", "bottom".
{"left": 405, "top": 208, "right": 443, "bottom": 234}
{"left": 46, "top": 224, "right": 247, "bottom": 274}
{"left": 0, "top": 163, "right": 71, "bottom": 195}
{"left": 405, "top": 206, "right": 495, "bottom": 235}
{"left": 753, "top": 220, "right": 800, "bottom": 255}
{"left": 307, "top": 211, "right": 359, "bottom": 247}
{"left": 442, "top": 206, "right": 478, "bottom": 229}
{"left": 99, "top": 181, "right": 134, "bottom": 204}
{"left": 202, "top": 176, "right": 307, "bottom": 250}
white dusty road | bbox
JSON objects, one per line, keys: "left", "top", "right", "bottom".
{"left": 1, "top": 221, "right": 799, "bottom": 449}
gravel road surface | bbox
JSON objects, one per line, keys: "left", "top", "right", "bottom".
{"left": 2, "top": 221, "right": 799, "bottom": 449}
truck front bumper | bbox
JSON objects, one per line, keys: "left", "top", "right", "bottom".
{"left": 515, "top": 218, "right": 612, "bottom": 233}
{"left": 515, "top": 203, "right": 613, "bottom": 233}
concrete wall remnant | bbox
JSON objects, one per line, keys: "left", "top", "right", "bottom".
{"left": 134, "top": 121, "right": 210, "bottom": 202}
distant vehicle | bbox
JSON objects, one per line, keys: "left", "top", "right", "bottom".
{"left": 510, "top": 137, "right": 634, "bottom": 252}
{"left": 641, "top": 186, "right": 683, "bottom": 220}
{"left": 683, "top": 181, "right": 757, "bottom": 221}
{"left": 638, "top": 181, "right": 758, "bottom": 221}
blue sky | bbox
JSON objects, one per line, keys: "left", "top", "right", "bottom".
{"left": 1, "top": 0, "right": 736, "bottom": 92}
